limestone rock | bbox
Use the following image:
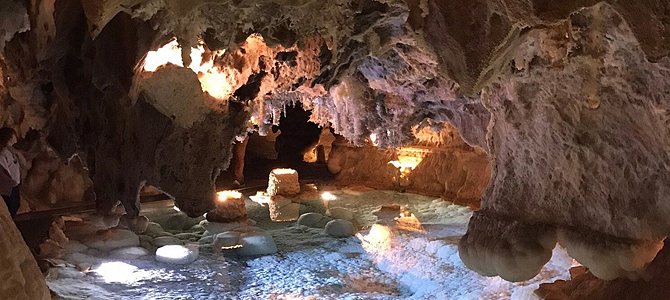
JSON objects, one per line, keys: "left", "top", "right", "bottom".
{"left": 187, "top": 224, "right": 205, "bottom": 233}
{"left": 536, "top": 241, "right": 670, "bottom": 300}
{"left": 21, "top": 150, "right": 95, "bottom": 210}
{"left": 63, "top": 240, "right": 88, "bottom": 254}
{"left": 461, "top": 4, "right": 670, "bottom": 281}
{"left": 174, "top": 232, "right": 202, "bottom": 242}
{"left": 152, "top": 236, "right": 183, "bottom": 247}
{"left": 267, "top": 168, "right": 300, "bottom": 196}
{"left": 297, "top": 213, "right": 333, "bottom": 229}
{"left": 0, "top": 201, "right": 50, "bottom": 299}
{"left": 200, "top": 219, "right": 255, "bottom": 235}
{"left": 81, "top": 229, "right": 140, "bottom": 252}
{"left": 198, "top": 236, "right": 214, "bottom": 244}
{"left": 108, "top": 246, "right": 150, "bottom": 259}
{"left": 118, "top": 215, "right": 150, "bottom": 234}
{"left": 458, "top": 212, "right": 557, "bottom": 282}
{"left": 212, "top": 231, "right": 242, "bottom": 250}
{"left": 143, "top": 222, "right": 166, "bottom": 238}
{"left": 325, "top": 219, "right": 355, "bottom": 238}
{"left": 235, "top": 232, "right": 278, "bottom": 257}
{"left": 155, "top": 245, "right": 199, "bottom": 264}
{"left": 88, "top": 214, "right": 121, "bottom": 230}
{"left": 268, "top": 197, "right": 300, "bottom": 222}
{"left": 297, "top": 213, "right": 324, "bottom": 227}
{"left": 326, "top": 207, "right": 353, "bottom": 221}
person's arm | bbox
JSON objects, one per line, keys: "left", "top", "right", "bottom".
{"left": 7, "top": 146, "right": 28, "bottom": 181}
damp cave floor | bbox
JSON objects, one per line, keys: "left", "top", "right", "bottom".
{"left": 43, "top": 187, "right": 573, "bottom": 300}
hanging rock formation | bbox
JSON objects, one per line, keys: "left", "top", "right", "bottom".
{"left": 0, "top": 0, "right": 669, "bottom": 293}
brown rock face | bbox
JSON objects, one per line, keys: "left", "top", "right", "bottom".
{"left": 460, "top": 4, "right": 670, "bottom": 281}
{"left": 536, "top": 240, "right": 670, "bottom": 300}
{"left": 329, "top": 124, "right": 490, "bottom": 207}
{"left": 1, "top": 0, "right": 670, "bottom": 291}
{"left": 0, "top": 201, "right": 50, "bottom": 300}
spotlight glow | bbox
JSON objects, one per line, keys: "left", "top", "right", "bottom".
{"left": 272, "top": 168, "right": 297, "bottom": 175}
{"left": 156, "top": 245, "right": 190, "bottom": 259}
{"left": 217, "top": 190, "right": 242, "bottom": 202}
{"left": 93, "top": 261, "right": 158, "bottom": 284}
{"left": 143, "top": 38, "right": 235, "bottom": 100}
{"left": 369, "top": 133, "right": 378, "bottom": 146}
{"left": 321, "top": 192, "right": 337, "bottom": 201}
{"left": 155, "top": 244, "right": 199, "bottom": 264}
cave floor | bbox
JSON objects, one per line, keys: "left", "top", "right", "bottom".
{"left": 45, "top": 188, "right": 573, "bottom": 300}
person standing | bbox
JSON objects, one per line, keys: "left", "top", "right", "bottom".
{"left": 0, "top": 127, "right": 22, "bottom": 217}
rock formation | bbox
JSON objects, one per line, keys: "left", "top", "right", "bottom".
{"left": 460, "top": 4, "right": 670, "bottom": 282}
{"left": 0, "top": 0, "right": 669, "bottom": 294}
{"left": 0, "top": 201, "right": 50, "bottom": 299}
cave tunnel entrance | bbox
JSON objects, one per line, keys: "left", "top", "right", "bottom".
{"left": 216, "top": 101, "right": 336, "bottom": 190}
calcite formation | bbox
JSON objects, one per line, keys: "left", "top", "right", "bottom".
{"left": 268, "top": 196, "right": 300, "bottom": 222}
{"left": 0, "top": 0, "right": 669, "bottom": 293}
{"left": 209, "top": 191, "right": 247, "bottom": 221}
{"left": 267, "top": 168, "right": 300, "bottom": 196}
{"left": 460, "top": 4, "right": 670, "bottom": 282}
{"left": 328, "top": 124, "right": 490, "bottom": 207}
{"left": 0, "top": 201, "right": 50, "bottom": 300}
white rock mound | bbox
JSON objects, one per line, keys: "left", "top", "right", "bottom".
{"left": 155, "top": 244, "right": 199, "bottom": 264}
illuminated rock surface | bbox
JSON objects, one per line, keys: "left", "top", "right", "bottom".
{"left": 155, "top": 245, "right": 199, "bottom": 264}
{"left": 325, "top": 219, "right": 356, "bottom": 237}
{"left": 81, "top": 229, "right": 141, "bottom": 252}
{"left": 0, "top": 201, "right": 50, "bottom": 300}
{"left": 1, "top": 0, "right": 670, "bottom": 294}
{"left": 45, "top": 190, "right": 575, "bottom": 299}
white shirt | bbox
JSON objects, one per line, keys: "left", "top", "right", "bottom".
{"left": 0, "top": 148, "right": 20, "bottom": 185}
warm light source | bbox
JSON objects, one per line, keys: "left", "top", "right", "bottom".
{"left": 155, "top": 244, "right": 199, "bottom": 264}
{"left": 92, "top": 261, "right": 158, "bottom": 284}
{"left": 321, "top": 191, "right": 336, "bottom": 209}
{"left": 388, "top": 147, "right": 428, "bottom": 191}
{"left": 303, "top": 146, "right": 318, "bottom": 163}
{"left": 360, "top": 224, "right": 393, "bottom": 252}
{"left": 217, "top": 190, "right": 242, "bottom": 202}
{"left": 369, "top": 133, "right": 378, "bottom": 146}
{"left": 211, "top": 190, "right": 247, "bottom": 221}
{"left": 272, "top": 168, "right": 297, "bottom": 175}
{"left": 321, "top": 192, "right": 337, "bottom": 201}
{"left": 143, "top": 40, "right": 183, "bottom": 72}
{"left": 142, "top": 38, "right": 235, "bottom": 100}
{"left": 267, "top": 168, "right": 300, "bottom": 196}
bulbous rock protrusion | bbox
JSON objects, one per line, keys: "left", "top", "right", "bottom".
{"left": 458, "top": 211, "right": 557, "bottom": 282}
{"left": 558, "top": 229, "right": 664, "bottom": 280}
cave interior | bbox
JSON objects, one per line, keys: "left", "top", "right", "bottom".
{"left": 0, "top": 0, "right": 669, "bottom": 299}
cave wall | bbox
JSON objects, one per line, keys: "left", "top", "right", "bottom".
{"left": 459, "top": 4, "right": 670, "bottom": 282}
{"left": 329, "top": 124, "right": 490, "bottom": 207}
{"left": 0, "top": 0, "right": 669, "bottom": 289}
{"left": 537, "top": 240, "right": 670, "bottom": 300}
{"left": 0, "top": 200, "right": 50, "bottom": 300}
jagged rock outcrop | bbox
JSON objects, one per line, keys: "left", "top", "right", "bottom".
{"left": 0, "top": 201, "right": 50, "bottom": 300}
{"left": 1, "top": 0, "right": 669, "bottom": 291}
{"left": 536, "top": 240, "right": 670, "bottom": 300}
{"left": 329, "top": 124, "right": 490, "bottom": 207}
{"left": 460, "top": 4, "right": 670, "bottom": 281}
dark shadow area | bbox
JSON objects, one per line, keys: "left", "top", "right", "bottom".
{"left": 217, "top": 103, "right": 334, "bottom": 190}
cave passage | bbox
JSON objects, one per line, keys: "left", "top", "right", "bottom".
{"left": 1, "top": 0, "right": 670, "bottom": 299}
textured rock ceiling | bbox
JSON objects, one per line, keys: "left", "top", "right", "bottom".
{"left": 1, "top": 0, "right": 669, "bottom": 288}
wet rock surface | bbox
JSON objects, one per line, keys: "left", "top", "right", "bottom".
{"left": 0, "top": 0, "right": 669, "bottom": 293}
